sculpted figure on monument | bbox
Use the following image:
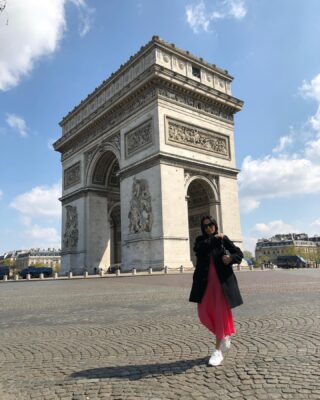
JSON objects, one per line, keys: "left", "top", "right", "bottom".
{"left": 63, "top": 205, "right": 79, "bottom": 249}
{"left": 168, "top": 120, "right": 229, "bottom": 157}
{"left": 128, "top": 178, "right": 153, "bottom": 233}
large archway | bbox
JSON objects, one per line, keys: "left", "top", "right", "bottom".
{"left": 187, "top": 178, "right": 219, "bottom": 266}
{"left": 86, "top": 150, "right": 121, "bottom": 271}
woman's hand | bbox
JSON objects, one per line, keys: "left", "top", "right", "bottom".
{"left": 215, "top": 233, "right": 224, "bottom": 239}
{"left": 222, "top": 254, "right": 232, "bottom": 265}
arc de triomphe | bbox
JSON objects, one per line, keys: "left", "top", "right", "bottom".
{"left": 54, "top": 36, "right": 244, "bottom": 274}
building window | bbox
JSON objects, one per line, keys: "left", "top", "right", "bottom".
{"left": 192, "top": 66, "right": 201, "bottom": 78}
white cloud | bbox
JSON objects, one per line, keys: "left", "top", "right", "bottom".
{"left": 311, "top": 219, "right": 320, "bottom": 227}
{"left": 6, "top": 113, "right": 27, "bottom": 137}
{"left": 239, "top": 197, "right": 260, "bottom": 214}
{"left": 69, "top": 0, "right": 95, "bottom": 37}
{"left": 239, "top": 153, "right": 320, "bottom": 214}
{"left": 25, "top": 225, "right": 60, "bottom": 242}
{"left": 300, "top": 73, "right": 320, "bottom": 102}
{"left": 186, "top": 0, "right": 247, "bottom": 33}
{"left": 47, "top": 138, "right": 57, "bottom": 151}
{"left": 242, "top": 236, "right": 257, "bottom": 253}
{"left": 240, "top": 72, "right": 320, "bottom": 214}
{"left": 239, "top": 154, "right": 320, "bottom": 213}
{"left": 9, "top": 183, "right": 62, "bottom": 250}
{"left": 227, "top": 0, "right": 247, "bottom": 19}
{"left": 305, "top": 136, "right": 320, "bottom": 162}
{"left": 242, "top": 220, "right": 300, "bottom": 254}
{"left": 300, "top": 75, "right": 320, "bottom": 132}
{"left": 272, "top": 135, "right": 293, "bottom": 153}
{"left": 0, "top": 0, "right": 94, "bottom": 91}
{"left": 0, "top": 189, "right": 3, "bottom": 200}
{"left": 186, "top": 2, "right": 210, "bottom": 33}
{"left": 21, "top": 224, "right": 61, "bottom": 250}
{"left": 252, "top": 220, "right": 298, "bottom": 236}
{"left": 308, "top": 106, "right": 320, "bottom": 131}
{"left": 10, "top": 182, "right": 61, "bottom": 218}
{"left": 20, "top": 216, "right": 32, "bottom": 227}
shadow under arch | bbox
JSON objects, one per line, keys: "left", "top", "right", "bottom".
{"left": 86, "top": 144, "right": 120, "bottom": 188}
{"left": 185, "top": 175, "right": 219, "bottom": 203}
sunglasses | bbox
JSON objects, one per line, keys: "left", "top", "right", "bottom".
{"left": 203, "top": 222, "right": 215, "bottom": 229}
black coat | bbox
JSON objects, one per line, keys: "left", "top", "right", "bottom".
{"left": 189, "top": 234, "right": 244, "bottom": 309}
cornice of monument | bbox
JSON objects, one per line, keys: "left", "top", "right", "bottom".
{"left": 60, "top": 36, "right": 233, "bottom": 124}
{"left": 118, "top": 151, "right": 240, "bottom": 181}
{"left": 54, "top": 36, "right": 243, "bottom": 152}
{"left": 59, "top": 186, "right": 117, "bottom": 204}
{"left": 153, "top": 66, "right": 243, "bottom": 111}
{"left": 54, "top": 73, "right": 242, "bottom": 157}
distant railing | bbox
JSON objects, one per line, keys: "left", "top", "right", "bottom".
{"left": 0, "top": 262, "right": 319, "bottom": 282}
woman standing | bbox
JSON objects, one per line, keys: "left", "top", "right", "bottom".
{"left": 189, "top": 216, "right": 243, "bottom": 366}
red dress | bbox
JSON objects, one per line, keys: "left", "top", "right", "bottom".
{"left": 197, "top": 256, "right": 236, "bottom": 340}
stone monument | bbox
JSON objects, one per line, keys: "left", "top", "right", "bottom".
{"left": 54, "top": 36, "right": 244, "bottom": 274}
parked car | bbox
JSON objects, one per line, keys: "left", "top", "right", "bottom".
{"left": 20, "top": 267, "right": 53, "bottom": 278}
{"left": 276, "top": 255, "right": 307, "bottom": 269}
{"left": 0, "top": 267, "right": 10, "bottom": 280}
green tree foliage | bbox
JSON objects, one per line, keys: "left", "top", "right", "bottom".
{"left": 243, "top": 250, "right": 254, "bottom": 260}
{"left": 3, "top": 259, "right": 14, "bottom": 267}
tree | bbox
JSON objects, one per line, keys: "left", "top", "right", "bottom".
{"left": 258, "top": 255, "right": 269, "bottom": 264}
{"left": 243, "top": 250, "right": 254, "bottom": 260}
{"left": 3, "top": 259, "right": 14, "bottom": 267}
{"left": 284, "top": 246, "right": 296, "bottom": 256}
{"left": 34, "top": 262, "right": 45, "bottom": 267}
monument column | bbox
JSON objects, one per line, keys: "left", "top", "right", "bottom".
{"left": 84, "top": 191, "right": 110, "bottom": 273}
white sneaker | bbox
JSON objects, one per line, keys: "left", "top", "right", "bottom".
{"left": 220, "top": 336, "right": 231, "bottom": 352}
{"left": 208, "top": 349, "right": 223, "bottom": 366}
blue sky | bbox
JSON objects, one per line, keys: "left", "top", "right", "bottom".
{"left": 1, "top": 0, "right": 320, "bottom": 254}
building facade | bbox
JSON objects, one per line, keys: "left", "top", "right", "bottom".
{"left": 0, "top": 249, "right": 61, "bottom": 270}
{"left": 255, "top": 233, "right": 319, "bottom": 263}
{"left": 54, "top": 36, "right": 244, "bottom": 274}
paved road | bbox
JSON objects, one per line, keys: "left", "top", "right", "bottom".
{"left": 0, "top": 269, "right": 319, "bottom": 399}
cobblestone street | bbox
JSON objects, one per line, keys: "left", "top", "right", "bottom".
{"left": 0, "top": 269, "right": 319, "bottom": 400}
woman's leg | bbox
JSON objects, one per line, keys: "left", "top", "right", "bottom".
{"left": 215, "top": 337, "right": 222, "bottom": 350}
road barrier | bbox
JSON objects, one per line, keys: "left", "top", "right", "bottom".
{"left": 2, "top": 263, "right": 315, "bottom": 283}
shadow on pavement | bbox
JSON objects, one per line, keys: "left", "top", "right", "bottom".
{"left": 71, "top": 357, "right": 208, "bottom": 380}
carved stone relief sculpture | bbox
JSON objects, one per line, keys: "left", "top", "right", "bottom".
{"left": 125, "top": 120, "right": 153, "bottom": 158}
{"left": 64, "top": 162, "right": 81, "bottom": 189}
{"left": 60, "top": 88, "right": 157, "bottom": 161}
{"left": 166, "top": 117, "right": 230, "bottom": 159}
{"left": 128, "top": 178, "right": 153, "bottom": 233}
{"left": 63, "top": 205, "right": 79, "bottom": 250}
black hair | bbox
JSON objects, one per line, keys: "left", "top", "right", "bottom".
{"left": 200, "top": 215, "right": 219, "bottom": 236}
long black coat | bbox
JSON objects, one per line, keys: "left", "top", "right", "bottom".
{"left": 189, "top": 234, "right": 243, "bottom": 309}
